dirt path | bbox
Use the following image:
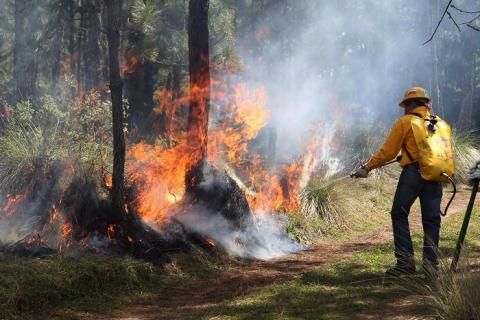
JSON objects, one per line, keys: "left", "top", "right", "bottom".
{"left": 82, "top": 187, "right": 472, "bottom": 320}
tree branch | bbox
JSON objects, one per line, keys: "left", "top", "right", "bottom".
{"left": 460, "top": 13, "right": 480, "bottom": 25}
{"left": 466, "top": 23, "right": 480, "bottom": 31}
{"left": 423, "top": 0, "right": 454, "bottom": 45}
{"left": 447, "top": 11, "right": 462, "bottom": 32}
{"left": 450, "top": 4, "right": 480, "bottom": 14}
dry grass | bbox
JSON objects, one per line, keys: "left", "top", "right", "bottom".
{"left": 452, "top": 130, "right": 480, "bottom": 184}
{"left": 299, "top": 177, "right": 344, "bottom": 224}
{"left": 289, "top": 165, "right": 397, "bottom": 244}
{"left": 419, "top": 259, "right": 480, "bottom": 320}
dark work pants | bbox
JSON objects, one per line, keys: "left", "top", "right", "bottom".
{"left": 391, "top": 163, "right": 442, "bottom": 267}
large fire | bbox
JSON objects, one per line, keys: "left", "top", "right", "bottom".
{"left": 128, "top": 79, "right": 324, "bottom": 225}
{"left": 0, "top": 69, "right": 333, "bottom": 253}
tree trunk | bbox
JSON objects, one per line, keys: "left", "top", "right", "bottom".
{"left": 105, "top": 0, "right": 127, "bottom": 219}
{"left": 172, "top": 64, "right": 182, "bottom": 100}
{"left": 83, "top": 0, "right": 102, "bottom": 90}
{"left": 185, "top": 0, "right": 210, "bottom": 191}
{"left": 124, "top": 21, "right": 146, "bottom": 131}
{"left": 66, "top": 0, "right": 76, "bottom": 92}
{"left": 51, "top": 0, "right": 69, "bottom": 93}
{"left": 13, "top": 0, "right": 37, "bottom": 101}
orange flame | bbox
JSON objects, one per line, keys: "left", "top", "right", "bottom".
{"left": 1, "top": 194, "right": 25, "bottom": 219}
{"left": 122, "top": 54, "right": 139, "bottom": 76}
{"left": 128, "top": 78, "right": 331, "bottom": 225}
{"left": 107, "top": 224, "right": 116, "bottom": 239}
{"left": 205, "top": 238, "right": 216, "bottom": 248}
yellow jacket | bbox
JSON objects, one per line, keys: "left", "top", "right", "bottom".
{"left": 366, "top": 106, "right": 431, "bottom": 170}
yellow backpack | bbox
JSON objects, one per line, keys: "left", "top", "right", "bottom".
{"left": 408, "top": 113, "right": 455, "bottom": 182}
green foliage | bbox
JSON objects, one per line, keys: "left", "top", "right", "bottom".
{"left": 0, "top": 93, "right": 113, "bottom": 194}
{"left": 130, "top": 0, "right": 162, "bottom": 35}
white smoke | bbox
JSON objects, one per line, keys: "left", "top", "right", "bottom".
{"left": 175, "top": 208, "right": 303, "bottom": 260}
{"left": 236, "top": 0, "right": 479, "bottom": 164}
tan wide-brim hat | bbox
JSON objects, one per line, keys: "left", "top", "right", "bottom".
{"left": 399, "top": 86, "right": 431, "bottom": 107}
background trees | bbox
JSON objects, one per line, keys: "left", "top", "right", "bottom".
{"left": 0, "top": 0, "right": 479, "bottom": 179}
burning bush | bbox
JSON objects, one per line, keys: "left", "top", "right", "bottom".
{"left": 0, "top": 93, "right": 115, "bottom": 250}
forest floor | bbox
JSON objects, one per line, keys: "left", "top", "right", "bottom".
{"left": 74, "top": 186, "right": 480, "bottom": 320}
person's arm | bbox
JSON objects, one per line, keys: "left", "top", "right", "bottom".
{"left": 366, "top": 119, "right": 405, "bottom": 170}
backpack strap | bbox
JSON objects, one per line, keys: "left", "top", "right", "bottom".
{"left": 402, "top": 143, "right": 414, "bottom": 162}
{"left": 408, "top": 112, "right": 423, "bottom": 119}
{"left": 403, "top": 112, "right": 422, "bottom": 162}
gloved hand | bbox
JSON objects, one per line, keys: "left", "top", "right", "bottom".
{"left": 352, "top": 166, "right": 369, "bottom": 178}
{"left": 468, "top": 160, "right": 480, "bottom": 184}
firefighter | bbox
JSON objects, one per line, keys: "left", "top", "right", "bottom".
{"left": 353, "top": 86, "right": 445, "bottom": 276}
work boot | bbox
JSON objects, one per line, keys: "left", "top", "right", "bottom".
{"left": 385, "top": 263, "right": 416, "bottom": 277}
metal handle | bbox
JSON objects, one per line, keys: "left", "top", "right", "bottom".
{"left": 451, "top": 178, "right": 479, "bottom": 272}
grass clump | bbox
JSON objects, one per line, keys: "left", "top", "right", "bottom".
{"left": 425, "top": 266, "right": 480, "bottom": 320}
{"left": 420, "top": 209, "right": 480, "bottom": 320}
{"left": 452, "top": 130, "right": 480, "bottom": 184}
{"left": 299, "top": 177, "right": 343, "bottom": 224}
{"left": 290, "top": 168, "right": 396, "bottom": 244}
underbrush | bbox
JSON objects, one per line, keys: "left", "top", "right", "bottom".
{"left": 0, "top": 248, "right": 239, "bottom": 320}
{"left": 0, "top": 94, "right": 113, "bottom": 195}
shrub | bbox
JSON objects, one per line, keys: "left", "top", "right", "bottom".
{"left": 0, "top": 92, "right": 113, "bottom": 195}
